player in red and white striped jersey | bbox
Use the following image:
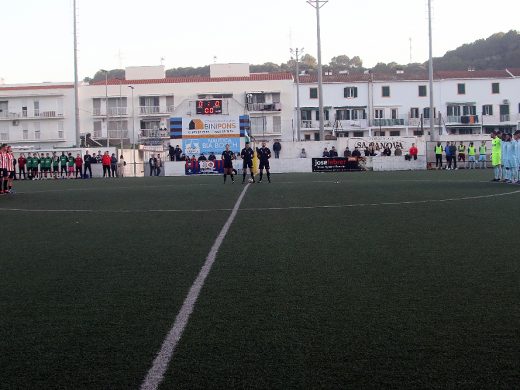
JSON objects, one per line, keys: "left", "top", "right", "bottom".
{"left": 0, "top": 143, "right": 9, "bottom": 195}
{"left": 6, "top": 146, "right": 15, "bottom": 193}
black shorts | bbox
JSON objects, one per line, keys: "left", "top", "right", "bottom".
{"left": 243, "top": 161, "right": 253, "bottom": 169}
{"left": 223, "top": 163, "right": 233, "bottom": 169}
{"left": 8, "top": 171, "right": 15, "bottom": 179}
{"left": 32, "top": 167, "right": 39, "bottom": 173}
{"left": 259, "top": 161, "right": 270, "bottom": 170}
{"left": 1, "top": 168, "right": 8, "bottom": 178}
{"left": 53, "top": 166, "right": 59, "bottom": 172}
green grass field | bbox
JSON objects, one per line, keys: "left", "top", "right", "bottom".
{"left": 1, "top": 171, "right": 519, "bottom": 389}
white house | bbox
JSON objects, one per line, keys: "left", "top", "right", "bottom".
{"left": 296, "top": 68, "right": 520, "bottom": 140}
{"left": 79, "top": 64, "right": 295, "bottom": 147}
{"left": 0, "top": 83, "right": 75, "bottom": 149}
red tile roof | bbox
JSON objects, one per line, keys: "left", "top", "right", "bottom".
{"left": 298, "top": 74, "right": 371, "bottom": 83}
{"left": 90, "top": 72, "right": 293, "bottom": 86}
{"left": 0, "top": 84, "right": 74, "bottom": 92}
{"left": 434, "top": 70, "right": 513, "bottom": 79}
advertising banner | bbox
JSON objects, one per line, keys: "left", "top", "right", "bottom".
{"left": 348, "top": 137, "right": 417, "bottom": 154}
{"left": 170, "top": 115, "right": 249, "bottom": 159}
{"left": 312, "top": 157, "right": 361, "bottom": 172}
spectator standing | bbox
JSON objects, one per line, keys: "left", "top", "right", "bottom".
{"left": 322, "top": 148, "right": 330, "bottom": 158}
{"left": 174, "top": 145, "right": 183, "bottom": 161}
{"left": 383, "top": 147, "right": 392, "bottom": 157}
{"left": 168, "top": 145, "right": 175, "bottom": 161}
{"left": 394, "top": 147, "right": 403, "bottom": 156}
{"left": 83, "top": 150, "right": 92, "bottom": 178}
{"left": 96, "top": 151, "right": 102, "bottom": 164}
{"left": 117, "top": 155, "right": 126, "bottom": 177}
{"left": 449, "top": 143, "right": 458, "bottom": 169}
{"left": 300, "top": 148, "right": 307, "bottom": 158}
{"left": 149, "top": 154, "right": 157, "bottom": 176}
{"left": 409, "top": 143, "right": 418, "bottom": 161}
{"left": 352, "top": 147, "right": 362, "bottom": 158}
{"left": 434, "top": 142, "right": 443, "bottom": 169}
{"left": 273, "top": 141, "right": 281, "bottom": 159}
{"left": 110, "top": 153, "right": 118, "bottom": 177}
{"left": 102, "top": 151, "right": 111, "bottom": 177}
{"left": 478, "top": 141, "right": 487, "bottom": 169}
{"left": 74, "top": 154, "right": 83, "bottom": 178}
{"left": 198, "top": 153, "right": 207, "bottom": 161}
{"left": 156, "top": 155, "right": 163, "bottom": 176}
{"left": 18, "top": 153, "right": 27, "bottom": 180}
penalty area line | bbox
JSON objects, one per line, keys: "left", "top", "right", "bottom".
{"left": 140, "top": 183, "right": 250, "bottom": 390}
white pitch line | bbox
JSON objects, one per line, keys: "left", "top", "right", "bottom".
{"left": 140, "top": 183, "right": 250, "bottom": 390}
{"left": 1, "top": 189, "right": 519, "bottom": 214}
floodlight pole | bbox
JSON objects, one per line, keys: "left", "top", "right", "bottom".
{"left": 307, "top": 0, "right": 327, "bottom": 141}
{"left": 428, "top": 0, "right": 435, "bottom": 140}
{"left": 128, "top": 86, "right": 136, "bottom": 177}
{"left": 73, "top": 0, "right": 80, "bottom": 147}
{"left": 101, "top": 69, "right": 109, "bottom": 147}
{"left": 291, "top": 48, "right": 304, "bottom": 141}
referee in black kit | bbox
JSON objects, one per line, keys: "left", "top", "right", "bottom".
{"left": 240, "top": 142, "right": 255, "bottom": 184}
{"left": 221, "top": 144, "right": 236, "bottom": 183}
{"left": 257, "top": 141, "right": 271, "bottom": 183}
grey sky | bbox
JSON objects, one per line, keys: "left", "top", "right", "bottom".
{"left": 0, "top": 0, "right": 517, "bottom": 84}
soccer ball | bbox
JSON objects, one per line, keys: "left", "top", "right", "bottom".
{"left": 248, "top": 178, "right": 254, "bottom": 183}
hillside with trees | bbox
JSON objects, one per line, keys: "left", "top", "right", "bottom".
{"left": 84, "top": 30, "right": 519, "bottom": 83}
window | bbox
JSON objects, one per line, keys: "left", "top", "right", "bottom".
{"left": 410, "top": 108, "right": 419, "bottom": 118}
{"left": 34, "top": 122, "right": 41, "bottom": 139}
{"left": 33, "top": 101, "right": 40, "bottom": 117}
{"left": 23, "top": 129, "right": 28, "bottom": 140}
{"left": 424, "top": 107, "right": 436, "bottom": 119}
{"left": 413, "top": 130, "right": 424, "bottom": 136}
{"left": 273, "top": 116, "right": 282, "bottom": 133}
{"left": 353, "top": 131, "right": 364, "bottom": 137}
{"left": 391, "top": 109, "right": 398, "bottom": 120}
{"left": 58, "top": 121, "right": 64, "bottom": 139}
{"left": 390, "top": 130, "right": 401, "bottom": 137}
{"left": 482, "top": 105, "right": 493, "bottom": 116}
{"left": 492, "top": 83, "right": 500, "bottom": 94}
{"left": 22, "top": 107, "right": 28, "bottom": 117}
{"left": 462, "top": 105, "right": 476, "bottom": 116}
{"left": 310, "top": 88, "right": 318, "bottom": 99}
{"left": 418, "top": 85, "right": 427, "bottom": 97}
{"left": 382, "top": 86, "right": 390, "bottom": 97}
{"left": 315, "top": 109, "right": 330, "bottom": 121}
{"left": 374, "top": 109, "right": 384, "bottom": 119}
{"left": 457, "top": 83, "right": 466, "bottom": 94}
{"left": 0, "top": 132, "right": 8, "bottom": 141}
{"left": 447, "top": 105, "right": 461, "bottom": 117}
{"left": 344, "top": 87, "right": 358, "bottom": 98}
{"left": 301, "top": 110, "right": 312, "bottom": 121}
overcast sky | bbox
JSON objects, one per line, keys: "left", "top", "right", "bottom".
{"left": 0, "top": 0, "right": 517, "bottom": 84}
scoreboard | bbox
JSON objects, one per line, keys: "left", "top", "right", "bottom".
{"left": 196, "top": 99, "right": 222, "bottom": 115}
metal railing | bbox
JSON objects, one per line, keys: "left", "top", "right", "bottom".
{"left": 139, "top": 106, "right": 175, "bottom": 115}
{"left": 446, "top": 115, "right": 479, "bottom": 124}
{"left": 107, "top": 130, "right": 129, "bottom": 138}
{"left": 0, "top": 111, "right": 62, "bottom": 119}
{"left": 371, "top": 118, "right": 405, "bottom": 127}
{"left": 246, "top": 102, "right": 282, "bottom": 112}
{"left": 139, "top": 129, "right": 170, "bottom": 139}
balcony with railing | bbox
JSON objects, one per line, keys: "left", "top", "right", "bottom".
{"left": 445, "top": 115, "right": 479, "bottom": 125}
{"left": 246, "top": 102, "right": 282, "bottom": 112}
{"left": 371, "top": 118, "right": 406, "bottom": 127}
{"left": 139, "top": 128, "right": 170, "bottom": 139}
{"left": 139, "top": 106, "right": 175, "bottom": 115}
{"left": 107, "top": 130, "right": 129, "bottom": 139}
{"left": 408, "top": 117, "right": 442, "bottom": 127}
{"left": 0, "top": 111, "right": 63, "bottom": 120}
{"left": 93, "top": 107, "right": 128, "bottom": 116}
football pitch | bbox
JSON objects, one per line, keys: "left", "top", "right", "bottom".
{"left": 1, "top": 171, "right": 519, "bottom": 389}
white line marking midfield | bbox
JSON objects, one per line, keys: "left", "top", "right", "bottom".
{"left": 140, "top": 184, "right": 250, "bottom": 390}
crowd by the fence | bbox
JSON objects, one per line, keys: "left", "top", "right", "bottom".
{"left": 8, "top": 149, "right": 128, "bottom": 180}
{"left": 316, "top": 144, "right": 419, "bottom": 161}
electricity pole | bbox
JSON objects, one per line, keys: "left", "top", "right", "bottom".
{"left": 290, "top": 48, "right": 304, "bottom": 141}
{"left": 428, "top": 0, "right": 435, "bottom": 140}
{"left": 307, "top": 0, "right": 328, "bottom": 141}
{"left": 73, "top": 0, "right": 80, "bottom": 147}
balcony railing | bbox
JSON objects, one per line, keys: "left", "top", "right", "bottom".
{"left": 446, "top": 115, "right": 479, "bottom": 125}
{"left": 108, "top": 107, "right": 127, "bottom": 116}
{"left": 139, "top": 129, "right": 170, "bottom": 139}
{"left": 500, "top": 114, "right": 511, "bottom": 122}
{"left": 408, "top": 117, "right": 441, "bottom": 127}
{"left": 0, "top": 111, "right": 62, "bottom": 119}
{"left": 246, "top": 103, "right": 282, "bottom": 112}
{"left": 336, "top": 119, "right": 368, "bottom": 130}
{"left": 371, "top": 118, "right": 405, "bottom": 127}
{"left": 139, "top": 106, "right": 175, "bottom": 115}
{"left": 108, "top": 130, "right": 129, "bottom": 139}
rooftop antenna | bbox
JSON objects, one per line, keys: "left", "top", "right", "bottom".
{"left": 160, "top": 57, "right": 165, "bottom": 65}
{"left": 213, "top": 56, "right": 217, "bottom": 64}
{"left": 409, "top": 37, "right": 413, "bottom": 63}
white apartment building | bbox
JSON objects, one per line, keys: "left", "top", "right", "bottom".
{"left": 0, "top": 83, "right": 75, "bottom": 149}
{"left": 297, "top": 69, "right": 520, "bottom": 140}
{"left": 79, "top": 64, "right": 295, "bottom": 146}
